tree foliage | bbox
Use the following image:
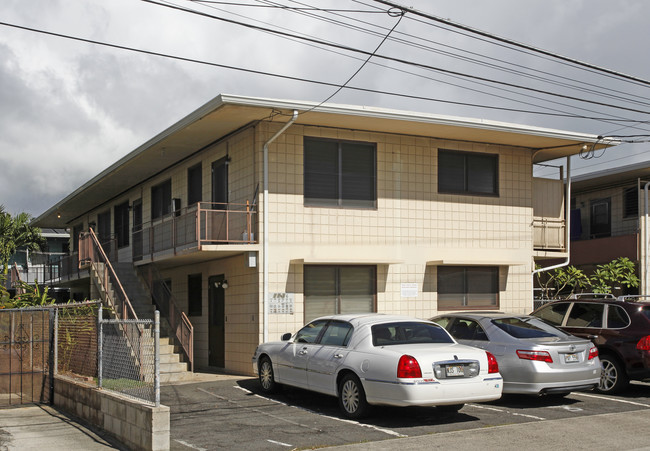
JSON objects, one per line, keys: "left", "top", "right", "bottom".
{"left": 536, "top": 257, "right": 639, "bottom": 299}
{"left": 0, "top": 205, "right": 45, "bottom": 275}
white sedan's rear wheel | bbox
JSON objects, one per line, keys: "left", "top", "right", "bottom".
{"left": 338, "top": 374, "right": 368, "bottom": 419}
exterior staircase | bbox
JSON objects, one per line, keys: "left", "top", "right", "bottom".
{"left": 93, "top": 262, "right": 193, "bottom": 383}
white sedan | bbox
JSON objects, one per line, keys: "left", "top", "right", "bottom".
{"left": 252, "top": 314, "right": 503, "bottom": 418}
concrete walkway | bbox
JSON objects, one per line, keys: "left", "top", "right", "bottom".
{"left": 0, "top": 405, "right": 123, "bottom": 451}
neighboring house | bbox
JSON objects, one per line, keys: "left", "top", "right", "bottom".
{"left": 569, "top": 161, "right": 650, "bottom": 294}
{"left": 32, "top": 94, "right": 615, "bottom": 375}
{"left": 4, "top": 228, "right": 70, "bottom": 301}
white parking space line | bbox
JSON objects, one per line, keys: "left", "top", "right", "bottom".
{"left": 233, "top": 385, "right": 408, "bottom": 438}
{"left": 173, "top": 439, "right": 208, "bottom": 451}
{"left": 198, "top": 387, "right": 323, "bottom": 433}
{"left": 468, "top": 403, "right": 546, "bottom": 420}
{"left": 572, "top": 392, "right": 650, "bottom": 408}
{"left": 267, "top": 439, "right": 293, "bottom": 447}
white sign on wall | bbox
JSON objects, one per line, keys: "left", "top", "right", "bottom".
{"left": 401, "top": 283, "right": 419, "bottom": 298}
{"left": 269, "top": 293, "right": 295, "bottom": 314}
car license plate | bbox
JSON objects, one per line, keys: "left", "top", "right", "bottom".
{"left": 564, "top": 353, "right": 579, "bottom": 363}
{"left": 446, "top": 365, "right": 464, "bottom": 377}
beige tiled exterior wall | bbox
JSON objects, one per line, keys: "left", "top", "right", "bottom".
{"left": 259, "top": 121, "right": 535, "bottom": 345}
{"left": 73, "top": 119, "right": 539, "bottom": 376}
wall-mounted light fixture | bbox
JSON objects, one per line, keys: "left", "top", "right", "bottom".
{"left": 214, "top": 279, "right": 229, "bottom": 289}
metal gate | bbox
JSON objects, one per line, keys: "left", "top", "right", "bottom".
{"left": 0, "top": 309, "right": 53, "bottom": 406}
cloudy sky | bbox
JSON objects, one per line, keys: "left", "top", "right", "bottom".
{"left": 2, "top": 0, "right": 650, "bottom": 217}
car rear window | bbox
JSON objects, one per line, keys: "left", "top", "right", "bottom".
{"left": 492, "top": 317, "right": 560, "bottom": 339}
{"left": 372, "top": 322, "right": 454, "bottom": 346}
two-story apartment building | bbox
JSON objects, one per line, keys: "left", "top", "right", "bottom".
{"left": 33, "top": 94, "right": 615, "bottom": 375}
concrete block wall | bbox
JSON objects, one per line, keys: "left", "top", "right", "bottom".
{"left": 53, "top": 376, "right": 170, "bottom": 451}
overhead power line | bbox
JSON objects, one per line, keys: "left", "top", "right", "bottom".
{"left": 141, "top": 0, "right": 650, "bottom": 116}
{"left": 373, "top": 0, "right": 650, "bottom": 88}
{"left": 3, "top": 19, "right": 646, "bottom": 124}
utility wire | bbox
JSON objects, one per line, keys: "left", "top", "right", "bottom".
{"left": 141, "top": 0, "right": 650, "bottom": 115}
{"left": 4, "top": 19, "right": 645, "bottom": 125}
{"left": 278, "top": 0, "right": 650, "bottom": 107}
{"left": 373, "top": 0, "right": 650, "bottom": 88}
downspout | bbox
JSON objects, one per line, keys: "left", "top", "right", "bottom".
{"left": 532, "top": 155, "right": 572, "bottom": 300}
{"left": 643, "top": 182, "right": 650, "bottom": 296}
{"left": 263, "top": 110, "right": 298, "bottom": 343}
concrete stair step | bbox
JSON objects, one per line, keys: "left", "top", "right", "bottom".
{"left": 160, "top": 361, "right": 189, "bottom": 373}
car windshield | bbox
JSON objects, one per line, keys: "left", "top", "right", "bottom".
{"left": 372, "top": 322, "right": 454, "bottom": 346}
{"left": 492, "top": 317, "right": 566, "bottom": 340}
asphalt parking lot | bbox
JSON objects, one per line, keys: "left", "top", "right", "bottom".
{"left": 163, "top": 377, "right": 650, "bottom": 450}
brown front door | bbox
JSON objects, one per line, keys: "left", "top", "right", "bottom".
{"left": 208, "top": 275, "right": 226, "bottom": 368}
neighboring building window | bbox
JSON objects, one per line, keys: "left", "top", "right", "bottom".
{"left": 304, "top": 137, "right": 376, "bottom": 208}
{"left": 151, "top": 179, "right": 172, "bottom": 220}
{"left": 304, "top": 266, "right": 376, "bottom": 322}
{"left": 438, "top": 266, "right": 499, "bottom": 310}
{"left": 97, "top": 210, "right": 111, "bottom": 244}
{"left": 438, "top": 149, "right": 498, "bottom": 195}
{"left": 188, "top": 163, "right": 202, "bottom": 206}
{"left": 590, "top": 198, "right": 611, "bottom": 238}
{"left": 114, "top": 202, "right": 130, "bottom": 248}
{"left": 624, "top": 187, "right": 638, "bottom": 218}
{"left": 188, "top": 273, "right": 202, "bottom": 316}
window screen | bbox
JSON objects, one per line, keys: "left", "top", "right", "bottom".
{"left": 304, "top": 138, "right": 376, "bottom": 208}
{"left": 438, "top": 266, "right": 499, "bottom": 310}
{"left": 304, "top": 266, "right": 376, "bottom": 322}
{"left": 438, "top": 149, "right": 498, "bottom": 195}
{"left": 152, "top": 179, "right": 172, "bottom": 220}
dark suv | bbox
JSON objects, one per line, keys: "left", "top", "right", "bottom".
{"left": 531, "top": 294, "right": 650, "bottom": 394}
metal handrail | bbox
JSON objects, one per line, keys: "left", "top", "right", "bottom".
{"left": 138, "top": 264, "right": 194, "bottom": 371}
{"left": 133, "top": 201, "right": 257, "bottom": 261}
{"left": 80, "top": 229, "right": 138, "bottom": 321}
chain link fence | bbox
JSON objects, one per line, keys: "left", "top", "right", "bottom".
{"left": 50, "top": 302, "right": 159, "bottom": 406}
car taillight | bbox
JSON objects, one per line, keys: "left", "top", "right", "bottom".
{"left": 637, "top": 336, "right": 650, "bottom": 351}
{"left": 516, "top": 350, "right": 553, "bottom": 363}
{"left": 588, "top": 346, "right": 599, "bottom": 360}
{"left": 486, "top": 351, "right": 499, "bottom": 374}
{"left": 397, "top": 355, "right": 422, "bottom": 378}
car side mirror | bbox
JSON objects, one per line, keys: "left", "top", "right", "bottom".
{"left": 281, "top": 333, "right": 292, "bottom": 341}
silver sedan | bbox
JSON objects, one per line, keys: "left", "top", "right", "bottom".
{"left": 430, "top": 312, "right": 601, "bottom": 396}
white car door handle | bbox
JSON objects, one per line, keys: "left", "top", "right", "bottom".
{"left": 298, "top": 348, "right": 308, "bottom": 355}
{"left": 334, "top": 353, "right": 344, "bottom": 359}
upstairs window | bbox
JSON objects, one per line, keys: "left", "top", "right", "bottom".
{"left": 304, "top": 138, "right": 376, "bottom": 208}
{"left": 438, "top": 149, "right": 498, "bottom": 195}
{"left": 151, "top": 179, "right": 172, "bottom": 220}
